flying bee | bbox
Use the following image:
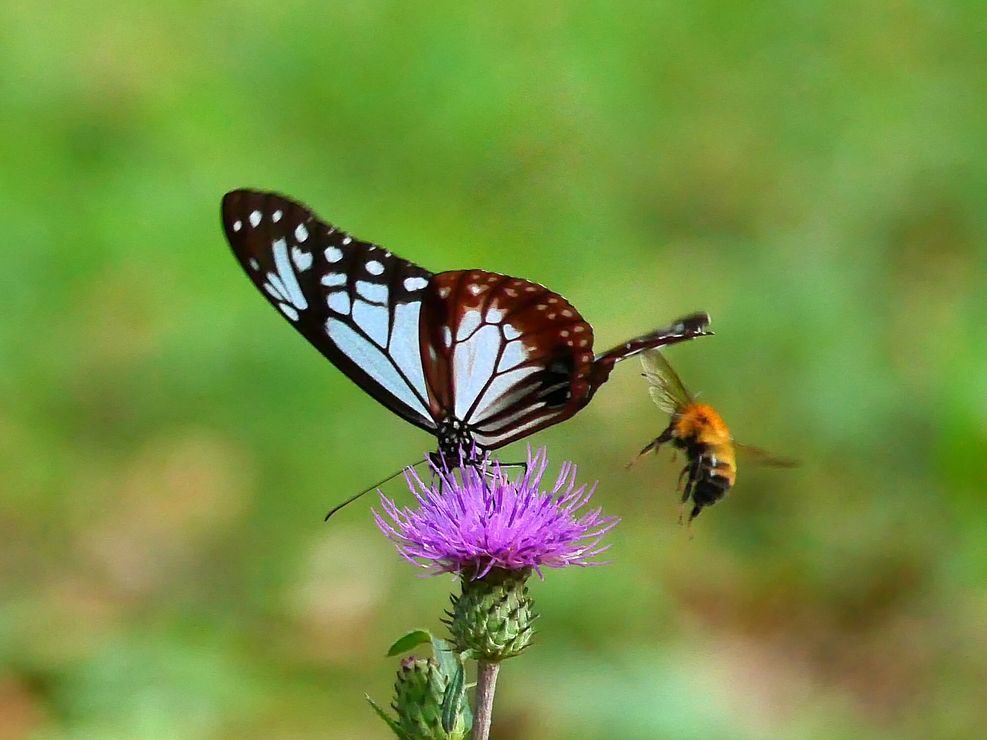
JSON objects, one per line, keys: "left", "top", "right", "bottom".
{"left": 629, "top": 349, "right": 796, "bottom": 523}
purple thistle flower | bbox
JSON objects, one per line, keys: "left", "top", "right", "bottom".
{"left": 373, "top": 447, "right": 619, "bottom": 577}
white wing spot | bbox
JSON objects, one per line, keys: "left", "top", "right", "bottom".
{"left": 249, "top": 210, "right": 262, "bottom": 227}
{"left": 457, "top": 309, "right": 482, "bottom": 341}
{"left": 353, "top": 300, "right": 390, "bottom": 347}
{"left": 325, "top": 246, "right": 343, "bottom": 263}
{"left": 342, "top": 236, "right": 352, "bottom": 245}
{"left": 263, "top": 281, "right": 284, "bottom": 301}
{"left": 366, "top": 260, "right": 384, "bottom": 276}
{"left": 390, "top": 301, "right": 429, "bottom": 402}
{"left": 468, "top": 283, "right": 482, "bottom": 296}
{"left": 272, "top": 239, "right": 308, "bottom": 309}
{"left": 233, "top": 220, "right": 242, "bottom": 232}
{"left": 504, "top": 288, "right": 518, "bottom": 297}
{"left": 560, "top": 330, "right": 569, "bottom": 337}
{"left": 536, "top": 304, "right": 547, "bottom": 311}
{"left": 442, "top": 326, "right": 452, "bottom": 347}
{"left": 561, "top": 309, "right": 574, "bottom": 318}
{"left": 273, "top": 210, "right": 283, "bottom": 223}
{"left": 291, "top": 246, "right": 313, "bottom": 272}
{"left": 295, "top": 224, "right": 309, "bottom": 242}
{"left": 438, "top": 286, "right": 451, "bottom": 298}
{"left": 325, "top": 318, "right": 431, "bottom": 420}
{"left": 278, "top": 303, "right": 299, "bottom": 321}
{"left": 321, "top": 272, "right": 347, "bottom": 287}
{"left": 485, "top": 307, "right": 505, "bottom": 324}
{"left": 498, "top": 340, "right": 527, "bottom": 371}
{"left": 574, "top": 325, "right": 585, "bottom": 333}
{"left": 470, "top": 366, "right": 540, "bottom": 425}
{"left": 524, "top": 285, "right": 537, "bottom": 293}
{"left": 404, "top": 276, "right": 428, "bottom": 292}
{"left": 356, "top": 280, "right": 388, "bottom": 304}
{"left": 453, "top": 324, "right": 502, "bottom": 419}
{"left": 248, "top": 258, "right": 259, "bottom": 271}
{"left": 328, "top": 291, "right": 351, "bottom": 315}
{"left": 503, "top": 324, "right": 522, "bottom": 340}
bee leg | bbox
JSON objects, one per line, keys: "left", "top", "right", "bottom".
{"left": 677, "top": 461, "right": 698, "bottom": 524}
{"left": 677, "top": 476, "right": 690, "bottom": 524}
{"left": 679, "top": 457, "right": 701, "bottom": 501}
{"left": 676, "top": 465, "right": 690, "bottom": 493}
{"left": 627, "top": 428, "right": 674, "bottom": 470}
{"left": 677, "top": 457, "right": 703, "bottom": 525}
{"left": 626, "top": 439, "right": 661, "bottom": 469}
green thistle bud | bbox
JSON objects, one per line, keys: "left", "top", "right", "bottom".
{"left": 392, "top": 656, "right": 466, "bottom": 740}
{"left": 448, "top": 567, "right": 537, "bottom": 661}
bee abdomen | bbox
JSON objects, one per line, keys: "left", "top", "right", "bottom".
{"left": 692, "top": 472, "right": 732, "bottom": 509}
{"left": 686, "top": 451, "right": 734, "bottom": 520}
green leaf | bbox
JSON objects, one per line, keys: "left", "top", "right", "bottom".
{"left": 440, "top": 661, "right": 466, "bottom": 734}
{"left": 386, "top": 629, "right": 433, "bottom": 657}
{"left": 447, "top": 647, "right": 474, "bottom": 729}
{"left": 364, "top": 694, "right": 407, "bottom": 739}
{"left": 430, "top": 636, "right": 458, "bottom": 679}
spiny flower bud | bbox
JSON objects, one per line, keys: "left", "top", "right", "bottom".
{"left": 448, "top": 568, "right": 536, "bottom": 661}
{"left": 392, "top": 656, "right": 466, "bottom": 740}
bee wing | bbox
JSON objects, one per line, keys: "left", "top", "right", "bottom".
{"left": 640, "top": 349, "right": 693, "bottom": 413}
{"left": 647, "top": 386, "right": 680, "bottom": 415}
{"left": 734, "top": 441, "right": 800, "bottom": 468}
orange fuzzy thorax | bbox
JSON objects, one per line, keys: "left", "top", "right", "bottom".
{"left": 673, "top": 403, "right": 737, "bottom": 476}
{"left": 672, "top": 403, "right": 730, "bottom": 443}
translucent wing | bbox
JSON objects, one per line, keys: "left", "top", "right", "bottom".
{"left": 734, "top": 441, "right": 800, "bottom": 468}
{"left": 639, "top": 348, "right": 694, "bottom": 414}
{"left": 221, "top": 189, "right": 437, "bottom": 431}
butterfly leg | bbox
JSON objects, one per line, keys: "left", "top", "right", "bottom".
{"left": 497, "top": 460, "right": 529, "bottom": 480}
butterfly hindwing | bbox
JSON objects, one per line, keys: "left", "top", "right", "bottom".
{"left": 418, "top": 270, "right": 596, "bottom": 449}
{"left": 221, "top": 189, "right": 437, "bottom": 431}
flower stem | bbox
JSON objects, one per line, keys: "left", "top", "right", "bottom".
{"left": 471, "top": 660, "right": 501, "bottom": 740}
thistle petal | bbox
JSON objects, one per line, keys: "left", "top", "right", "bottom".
{"left": 373, "top": 447, "right": 619, "bottom": 576}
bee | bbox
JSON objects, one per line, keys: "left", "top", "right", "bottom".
{"left": 629, "top": 349, "right": 795, "bottom": 523}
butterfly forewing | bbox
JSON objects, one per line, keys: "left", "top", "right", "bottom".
{"left": 221, "top": 190, "right": 437, "bottom": 431}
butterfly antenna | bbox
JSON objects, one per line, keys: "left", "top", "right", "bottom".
{"left": 324, "top": 459, "right": 428, "bottom": 521}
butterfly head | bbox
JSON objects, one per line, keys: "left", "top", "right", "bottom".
{"left": 429, "top": 417, "right": 486, "bottom": 470}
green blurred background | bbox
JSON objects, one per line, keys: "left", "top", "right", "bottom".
{"left": 2, "top": 2, "right": 985, "bottom": 738}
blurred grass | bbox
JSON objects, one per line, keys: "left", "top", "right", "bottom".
{"left": 1, "top": 1, "right": 985, "bottom": 738}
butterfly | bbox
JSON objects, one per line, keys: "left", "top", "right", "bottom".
{"left": 221, "top": 189, "right": 712, "bottom": 482}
